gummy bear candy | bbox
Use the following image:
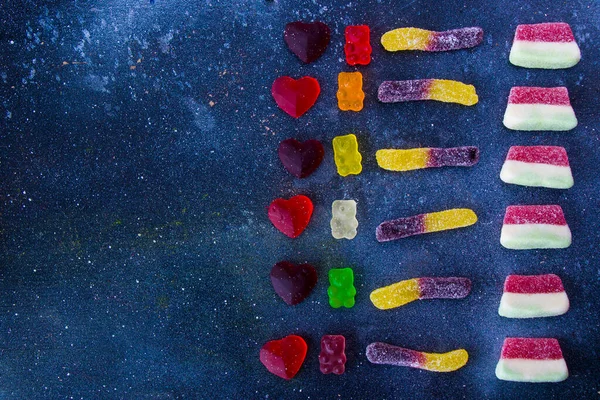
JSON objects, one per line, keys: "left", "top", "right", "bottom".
{"left": 271, "top": 76, "right": 321, "bottom": 119}
{"left": 330, "top": 200, "right": 358, "bottom": 240}
{"left": 495, "top": 338, "right": 568, "bottom": 382}
{"left": 370, "top": 277, "right": 471, "bottom": 310}
{"left": 278, "top": 138, "right": 324, "bottom": 179}
{"left": 378, "top": 79, "right": 478, "bottom": 106}
{"left": 499, "top": 274, "right": 569, "bottom": 318}
{"left": 270, "top": 261, "right": 318, "bottom": 305}
{"left": 284, "top": 21, "right": 331, "bottom": 64}
{"left": 503, "top": 86, "right": 577, "bottom": 131}
{"left": 376, "top": 147, "right": 479, "bottom": 172}
{"left": 332, "top": 134, "right": 362, "bottom": 177}
{"left": 381, "top": 27, "right": 483, "bottom": 52}
{"left": 337, "top": 72, "right": 365, "bottom": 112}
{"left": 366, "top": 342, "right": 468, "bottom": 372}
{"left": 500, "top": 205, "right": 571, "bottom": 250}
{"left": 509, "top": 22, "right": 580, "bottom": 69}
{"left": 345, "top": 25, "right": 371, "bottom": 65}
{"left": 376, "top": 208, "right": 477, "bottom": 242}
{"left": 500, "top": 146, "right": 573, "bottom": 189}
{"left": 319, "top": 335, "right": 347, "bottom": 375}
{"left": 268, "top": 195, "right": 313, "bottom": 238}
{"left": 328, "top": 268, "right": 356, "bottom": 308}
{"left": 260, "top": 334, "right": 308, "bottom": 380}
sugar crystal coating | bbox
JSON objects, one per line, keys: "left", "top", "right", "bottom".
{"left": 495, "top": 337, "right": 568, "bottom": 382}
{"left": 330, "top": 200, "right": 358, "bottom": 240}
{"left": 366, "top": 342, "right": 468, "bottom": 372}
{"left": 376, "top": 147, "right": 478, "bottom": 172}
{"left": 499, "top": 274, "right": 569, "bottom": 318}
{"left": 500, "top": 205, "right": 571, "bottom": 250}
{"left": 319, "top": 335, "right": 347, "bottom": 375}
{"left": 509, "top": 23, "right": 580, "bottom": 69}
{"left": 284, "top": 21, "right": 331, "bottom": 64}
{"left": 378, "top": 79, "right": 478, "bottom": 106}
{"left": 381, "top": 27, "right": 483, "bottom": 52}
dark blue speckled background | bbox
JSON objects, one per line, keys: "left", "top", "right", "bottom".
{"left": 1, "top": 0, "right": 599, "bottom": 398}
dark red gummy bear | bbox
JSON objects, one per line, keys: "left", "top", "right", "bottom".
{"left": 270, "top": 261, "right": 318, "bottom": 305}
{"left": 284, "top": 21, "right": 331, "bottom": 63}
{"left": 260, "top": 334, "right": 307, "bottom": 380}
{"left": 271, "top": 76, "right": 320, "bottom": 118}
{"left": 319, "top": 335, "right": 347, "bottom": 375}
{"left": 345, "top": 25, "right": 371, "bottom": 66}
{"left": 268, "top": 195, "right": 313, "bottom": 238}
{"left": 278, "top": 138, "right": 324, "bottom": 178}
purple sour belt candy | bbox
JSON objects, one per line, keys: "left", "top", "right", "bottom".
{"left": 378, "top": 79, "right": 478, "bottom": 106}
{"left": 499, "top": 274, "right": 569, "bottom": 318}
{"left": 319, "top": 335, "right": 347, "bottom": 375}
{"left": 376, "top": 208, "right": 477, "bottom": 242}
{"left": 500, "top": 205, "right": 571, "bottom": 249}
{"left": 381, "top": 26, "right": 483, "bottom": 52}
{"left": 366, "top": 342, "right": 468, "bottom": 372}
{"left": 495, "top": 338, "right": 568, "bottom": 382}
{"left": 500, "top": 146, "right": 573, "bottom": 189}
{"left": 370, "top": 277, "right": 471, "bottom": 310}
{"left": 509, "top": 22, "right": 580, "bottom": 69}
{"left": 376, "top": 146, "right": 479, "bottom": 172}
{"left": 503, "top": 86, "right": 577, "bottom": 131}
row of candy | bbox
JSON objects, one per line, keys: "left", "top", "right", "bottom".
{"left": 284, "top": 21, "right": 580, "bottom": 69}
{"left": 261, "top": 335, "right": 568, "bottom": 383}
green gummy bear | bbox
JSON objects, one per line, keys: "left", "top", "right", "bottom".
{"left": 328, "top": 268, "right": 356, "bottom": 308}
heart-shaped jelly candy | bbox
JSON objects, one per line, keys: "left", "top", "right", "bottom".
{"left": 260, "top": 334, "right": 307, "bottom": 380}
{"left": 270, "top": 261, "right": 318, "bottom": 305}
{"left": 278, "top": 138, "right": 324, "bottom": 178}
{"left": 284, "top": 21, "right": 331, "bottom": 63}
{"left": 271, "top": 76, "right": 320, "bottom": 118}
{"left": 268, "top": 195, "right": 313, "bottom": 238}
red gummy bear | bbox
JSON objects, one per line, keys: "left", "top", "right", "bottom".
{"left": 344, "top": 25, "right": 371, "bottom": 66}
{"left": 268, "top": 195, "right": 313, "bottom": 238}
{"left": 271, "top": 76, "right": 320, "bottom": 118}
{"left": 260, "top": 335, "right": 308, "bottom": 380}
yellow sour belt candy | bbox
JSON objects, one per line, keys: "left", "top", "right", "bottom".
{"left": 366, "top": 342, "right": 469, "bottom": 372}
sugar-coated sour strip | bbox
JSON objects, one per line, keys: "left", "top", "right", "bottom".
{"left": 376, "top": 208, "right": 477, "bottom": 243}
{"left": 496, "top": 338, "right": 568, "bottom": 382}
{"left": 509, "top": 23, "right": 580, "bottom": 69}
{"left": 381, "top": 27, "right": 483, "bottom": 52}
{"left": 366, "top": 342, "right": 468, "bottom": 372}
{"left": 500, "top": 146, "right": 573, "bottom": 189}
{"left": 503, "top": 87, "right": 577, "bottom": 131}
{"left": 499, "top": 274, "right": 569, "bottom": 318}
{"left": 376, "top": 147, "right": 479, "bottom": 172}
{"left": 500, "top": 205, "right": 571, "bottom": 250}
{"left": 370, "top": 277, "right": 471, "bottom": 310}
{"left": 378, "top": 79, "right": 478, "bottom": 106}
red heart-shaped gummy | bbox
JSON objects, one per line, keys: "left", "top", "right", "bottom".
{"left": 284, "top": 21, "right": 331, "bottom": 64}
{"left": 268, "top": 195, "right": 313, "bottom": 238}
{"left": 271, "top": 76, "right": 320, "bottom": 118}
{"left": 260, "top": 335, "right": 307, "bottom": 380}
{"left": 270, "top": 261, "right": 318, "bottom": 305}
{"left": 278, "top": 138, "right": 324, "bottom": 178}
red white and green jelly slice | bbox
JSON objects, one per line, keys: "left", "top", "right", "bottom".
{"left": 509, "top": 22, "right": 580, "bottom": 69}
{"left": 500, "top": 146, "right": 573, "bottom": 189}
{"left": 495, "top": 338, "right": 568, "bottom": 382}
{"left": 500, "top": 205, "right": 571, "bottom": 250}
{"left": 499, "top": 274, "right": 569, "bottom": 318}
{"left": 503, "top": 87, "right": 577, "bottom": 131}
{"left": 366, "top": 342, "right": 468, "bottom": 372}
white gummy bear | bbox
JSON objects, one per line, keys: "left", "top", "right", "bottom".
{"left": 330, "top": 200, "right": 358, "bottom": 240}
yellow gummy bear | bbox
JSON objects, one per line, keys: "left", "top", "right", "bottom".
{"left": 337, "top": 72, "right": 365, "bottom": 112}
{"left": 423, "top": 349, "right": 469, "bottom": 372}
{"left": 424, "top": 209, "right": 477, "bottom": 233}
{"left": 370, "top": 279, "right": 420, "bottom": 310}
{"left": 333, "top": 134, "right": 362, "bottom": 177}
{"left": 428, "top": 80, "right": 478, "bottom": 106}
{"left": 381, "top": 28, "right": 432, "bottom": 51}
{"left": 376, "top": 149, "right": 430, "bottom": 171}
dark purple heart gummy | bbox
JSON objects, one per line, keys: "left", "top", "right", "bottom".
{"left": 270, "top": 261, "right": 318, "bottom": 305}
{"left": 284, "top": 21, "right": 331, "bottom": 63}
{"left": 278, "top": 138, "right": 324, "bottom": 178}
